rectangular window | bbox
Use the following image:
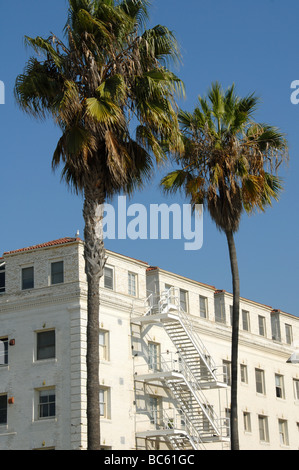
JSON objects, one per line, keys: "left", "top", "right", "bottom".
{"left": 285, "top": 324, "right": 293, "bottom": 345}
{"left": 258, "top": 315, "right": 266, "bottom": 336}
{"left": 258, "top": 415, "right": 269, "bottom": 443}
{"left": 179, "top": 289, "right": 188, "bottom": 312}
{"left": 51, "top": 261, "right": 64, "bottom": 285}
{"left": 99, "top": 387, "right": 110, "bottom": 419}
{"left": 37, "top": 330, "right": 55, "bottom": 360}
{"left": 99, "top": 330, "right": 109, "bottom": 361}
{"left": 255, "top": 368, "right": 266, "bottom": 395}
{"left": 104, "top": 267, "right": 113, "bottom": 290}
{"left": 0, "top": 263, "right": 5, "bottom": 294}
{"left": 199, "top": 295, "right": 208, "bottom": 318}
{"left": 22, "top": 266, "right": 34, "bottom": 290}
{"left": 0, "top": 338, "right": 8, "bottom": 366}
{"left": 275, "top": 374, "right": 285, "bottom": 399}
{"left": 278, "top": 419, "right": 289, "bottom": 446}
{"left": 293, "top": 379, "right": 299, "bottom": 400}
{"left": 240, "top": 364, "right": 248, "bottom": 384}
{"left": 202, "top": 404, "right": 214, "bottom": 432}
{"left": 224, "top": 408, "right": 230, "bottom": 437}
{"left": 38, "top": 389, "right": 55, "bottom": 419}
{"left": 128, "top": 272, "right": 137, "bottom": 297}
{"left": 148, "top": 342, "right": 160, "bottom": 372}
{"left": 0, "top": 394, "right": 7, "bottom": 425}
{"left": 242, "top": 310, "right": 250, "bottom": 331}
{"left": 223, "top": 360, "right": 231, "bottom": 386}
{"left": 243, "top": 412, "right": 251, "bottom": 433}
{"left": 149, "top": 396, "right": 161, "bottom": 425}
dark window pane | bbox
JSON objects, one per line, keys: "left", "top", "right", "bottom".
{"left": 22, "top": 267, "right": 34, "bottom": 290}
{"left": 51, "top": 262, "right": 64, "bottom": 285}
{"left": 39, "top": 391, "right": 55, "bottom": 418}
{"left": 0, "top": 395, "right": 7, "bottom": 424}
{"left": 37, "top": 331, "right": 55, "bottom": 360}
{"left": 0, "top": 338, "right": 8, "bottom": 365}
{"left": 0, "top": 269, "right": 5, "bottom": 293}
{"left": 104, "top": 268, "right": 113, "bottom": 290}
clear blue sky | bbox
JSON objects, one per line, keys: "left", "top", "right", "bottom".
{"left": 0, "top": 0, "right": 298, "bottom": 316}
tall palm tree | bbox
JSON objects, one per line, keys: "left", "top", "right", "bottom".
{"left": 161, "top": 82, "right": 288, "bottom": 450}
{"left": 15, "top": 0, "right": 184, "bottom": 450}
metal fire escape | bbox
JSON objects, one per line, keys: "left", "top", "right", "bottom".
{"left": 132, "top": 288, "right": 229, "bottom": 450}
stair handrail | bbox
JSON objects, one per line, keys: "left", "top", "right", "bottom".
{"left": 150, "top": 406, "right": 206, "bottom": 451}
{"left": 159, "top": 288, "right": 222, "bottom": 382}
{"left": 158, "top": 353, "right": 224, "bottom": 438}
{"left": 138, "top": 289, "right": 229, "bottom": 441}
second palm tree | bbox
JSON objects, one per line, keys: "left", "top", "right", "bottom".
{"left": 161, "top": 82, "right": 288, "bottom": 450}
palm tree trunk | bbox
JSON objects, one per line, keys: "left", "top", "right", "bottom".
{"left": 83, "top": 185, "right": 106, "bottom": 450}
{"left": 225, "top": 229, "right": 240, "bottom": 451}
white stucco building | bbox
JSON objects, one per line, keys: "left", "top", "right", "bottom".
{"left": 0, "top": 236, "right": 298, "bottom": 450}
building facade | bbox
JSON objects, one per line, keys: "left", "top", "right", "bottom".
{"left": 0, "top": 237, "right": 298, "bottom": 450}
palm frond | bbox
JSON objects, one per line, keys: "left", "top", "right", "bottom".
{"left": 163, "top": 81, "right": 288, "bottom": 233}
{"left": 85, "top": 96, "right": 123, "bottom": 125}
{"left": 16, "top": 0, "right": 183, "bottom": 198}
{"left": 24, "top": 36, "right": 65, "bottom": 69}
{"left": 14, "top": 57, "right": 63, "bottom": 119}
{"left": 160, "top": 169, "right": 190, "bottom": 193}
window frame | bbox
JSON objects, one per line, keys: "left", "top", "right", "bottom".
{"left": 50, "top": 260, "right": 64, "bottom": 285}
{"left": 0, "top": 394, "right": 7, "bottom": 426}
{"left": 243, "top": 411, "right": 252, "bottom": 433}
{"left": 0, "top": 337, "right": 8, "bottom": 366}
{"left": 148, "top": 341, "right": 161, "bottom": 372}
{"left": 223, "top": 360, "right": 231, "bottom": 386}
{"left": 0, "top": 262, "right": 5, "bottom": 294}
{"left": 240, "top": 364, "right": 248, "bottom": 384}
{"left": 199, "top": 295, "right": 208, "bottom": 318}
{"left": 278, "top": 419, "right": 289, "bottom": 446}
{"left": 128, "top": 272, "right": 137, "bottom": 297}
{"left": 275, "top": 374, "right": 285, "bottom": 399}
{"left": 22, "top": 266, "right": 34, "bottom": 290}
{"left": 179, "top": 289, "right": 188, "bottom": 312}
{"left": 36, "top": 330, "right": 56, "bottom": 361}
{"left": 285, "top": 324, "right": 293, "bottom": 345}
{"left": 258, "top": 315, "right": 266, "bottom": 337}
{"left": 99, "top": 386, "right": 111, "bottom": 419}
{"left": 99, "top": 329, "right": 109, "bottom": 362}
{"left": 104, "top": 266, "right": 114, "bottom": 290}
{"left": 255, "top": 368, "right": 266, "bottom": 395}
{"left": 242, "top": 309, "right": 250, "bottom": 332}
{"left": 37, "top": 388, "right": 56, "bottom": 420}
{"left": 148, "top": 395, "right": 162, "bottom": 426}
{"left": 258, "top": 414, "right": 270, "bottom": 443}
{"left": 293, "top": 378, "right": 299, "bottom": 400}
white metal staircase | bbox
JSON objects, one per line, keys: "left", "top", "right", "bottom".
{"left": 136, "top": 405, "right": 206, "bottom": 450}
{"left": 132, "top": 288, "right": 229, "bottom": 449}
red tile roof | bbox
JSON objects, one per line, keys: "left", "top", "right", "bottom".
{"left": 3, "top": 237, "right": 81, "bottom": 255}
